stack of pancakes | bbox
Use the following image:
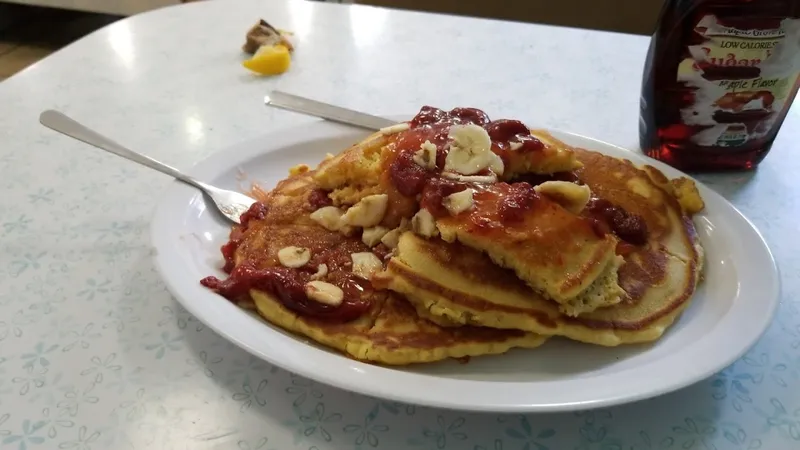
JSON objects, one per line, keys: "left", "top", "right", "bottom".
{"left": 203, "top": 108, "right": 705, "bottom": 365}
{"left": 231, "top": 172, "right": 548, "bottom": 364}
{"left": 380, "top": 148, "right": 705, "bottom": 347}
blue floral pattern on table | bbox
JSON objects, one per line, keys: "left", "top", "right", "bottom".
{"left": 1, "top": 0, "right": 799, "bottom": 448}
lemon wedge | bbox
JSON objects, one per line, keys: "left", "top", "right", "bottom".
{"left": 242, "top": 44, "right": 291, "bottom": 75}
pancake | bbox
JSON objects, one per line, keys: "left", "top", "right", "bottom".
{"left": 311, "top": 107, "right": 625, "bottom": 314}
{"left": 250, "top": 290, "right": 547, "bottom": 365}
{"left": 204, "top": 171, "right": 547, "bottom": 365}
{"left": 430, "top": 181, "right": 625, "bottom": 316}
{"left": 313, "top": 108, "right": 582, "bottom": 214}
{"left": 313, "top": 131, "right": 390, "bottom": 207}
{"left": 376, "top": 150, "right": 704, "bottom": 346}
{"left": 201, "top": 104, "right": 705, "bottom": 359}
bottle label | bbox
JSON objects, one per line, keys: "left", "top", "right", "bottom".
{"left": 677, "top": 15, "right": 800, "bottom": 148}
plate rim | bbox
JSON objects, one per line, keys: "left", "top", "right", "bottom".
{"left": 149, "top": 118, "right": 780, "bottom": 412}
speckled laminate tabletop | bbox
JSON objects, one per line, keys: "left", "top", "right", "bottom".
{"left": 0, "top": 0, "right": 799, "bottom": 448}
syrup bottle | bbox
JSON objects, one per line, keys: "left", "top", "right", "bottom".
{"left": 639, "top": 0, "right": 800, "bottom": 171}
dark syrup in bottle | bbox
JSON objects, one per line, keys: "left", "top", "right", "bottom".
{"left": 640, "top": 0, "right": 800, "bottom": 171}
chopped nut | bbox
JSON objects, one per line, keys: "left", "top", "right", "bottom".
{"left": 411, "top": 208, "right": 438, "bottom": 237}
{"left": 509, "top": 141, "right": 523, "bottom": 151}
{"left": 412, "top": 140, "right": 437, "bottom": 170}
{"left": 351, "top": 252, "right": 382, "bottom": 280}
{"left": 304, "top": 281, "right": 343, "bottom": 306}
{"left": 380, "top": 218, "right": 410, "bottom": 249}
{"left": 362, "top": 226, "right": 390, "bottom": 247}
{"left": 310, "top": 264, "right": 328, "bottom": 280}
{"left": 443, "top": 189, "right": 474, "bottom": 216}
{"left": 381, "top": 228, "right": 402, "bottom": 249}
{"left": 341, "top": 194, "right": 388, "bottom": 228}
{"left": 379, "top": 123, "right": 410, "bottom": 135}
{"left": 310, "top": 206, "right": 345, "bottom": 231}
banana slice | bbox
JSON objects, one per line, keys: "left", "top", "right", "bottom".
{"left": 535, "top": 181, "right": 591, "bottom": 214}
{"left": 488, "top": 152, "right": 504, "bottom": 176}
{"left": 351, "top": 252, "right": 382, "bottom": 280}
{"left": 304, "top": 281, "right": 343, "bottom": 306}
{"left": 444, "top": 124, "right": 493, "bottom": 175}
{"left": 277, "top": 246, "right": 311, "bottom": 268}
{"left": 310, "top": 206, "right": 346, "bottom": 231}
{"left": 411, "top": 208, "right": 438, "bottom": 237}
{"left": 362, "top": 226, "right": 390, "bottom": 247}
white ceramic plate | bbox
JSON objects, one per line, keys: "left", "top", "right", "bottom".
{"left": 150, "top": 118, "right": 779, "bottom": 412}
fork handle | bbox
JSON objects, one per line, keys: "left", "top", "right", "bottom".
{"left": 39, "top": 110, "right": 209, "bottom": 191}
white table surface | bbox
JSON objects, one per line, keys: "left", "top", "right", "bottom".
{"left": 1, "top": 0, "right": 799, "bottom": 448}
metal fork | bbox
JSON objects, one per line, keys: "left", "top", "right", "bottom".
{"left": 39, "top": 110, "right": 255, "bottom": 224}
{"left": 265, "top": 90, "right": 395, "bottom": 130}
